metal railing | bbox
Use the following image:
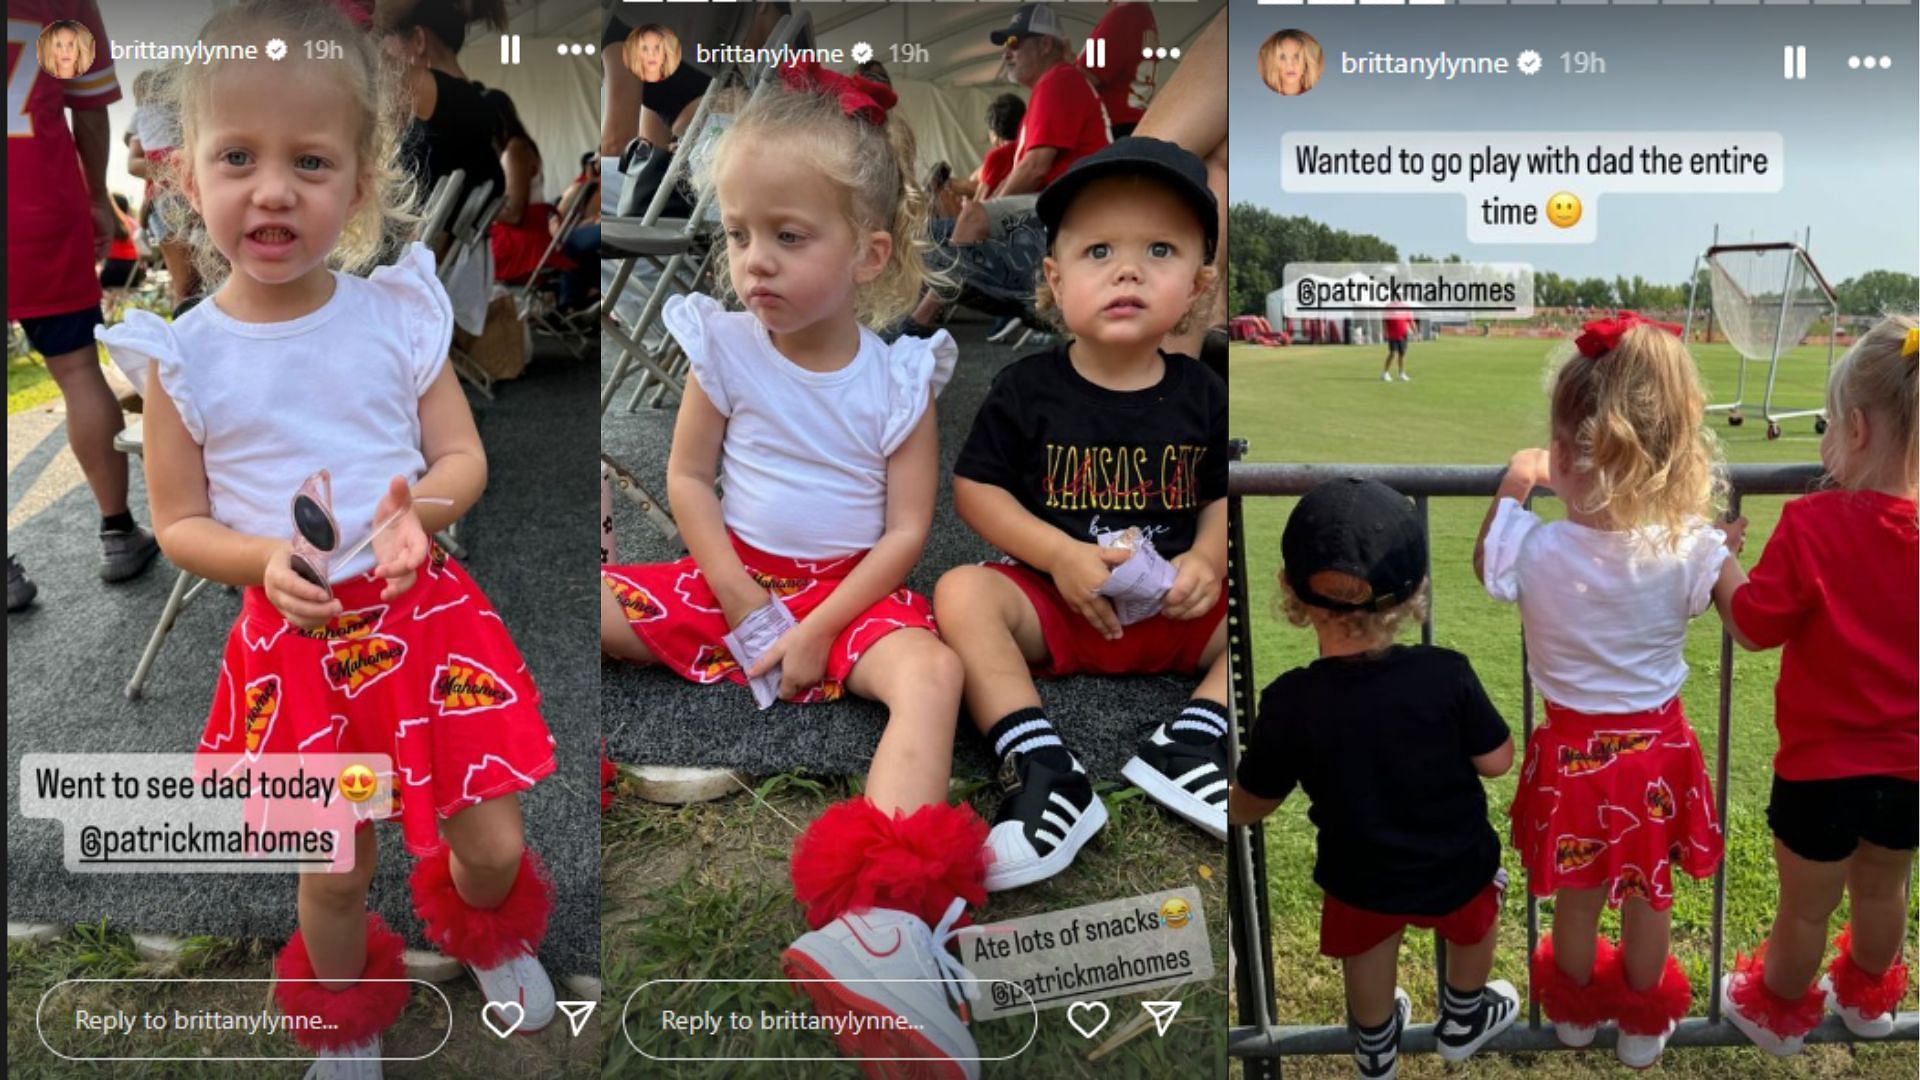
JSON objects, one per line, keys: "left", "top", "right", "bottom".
{"left": 1224, "top": 458, "right": 1919, "bottom": 1072}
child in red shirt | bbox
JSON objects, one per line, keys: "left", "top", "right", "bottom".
{"left": 1715, "top": 315, "right": 1919, "bottom": 1055}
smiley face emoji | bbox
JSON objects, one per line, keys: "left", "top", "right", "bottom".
{"left": 1545, "top": 191, "right": 1582, "bottom": 229}
{"left": 338, "top": 764, "right": 378, "bottom": 803}
{"left": 1160, "top": 897, "right": 1191, "bottom": 930}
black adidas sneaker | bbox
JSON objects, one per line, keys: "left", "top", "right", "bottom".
{"left": 1350, "top": 988, "right": 1411, "bottom": 1080}
{"left": 1120, "top": 724, "right": 1228, "bottom": 841}
{"left": 982, "top": 751, "right": 1107, "bottom": 892}
{"left": 1434, "top": 979, "right": 1520, "bottom": 1063}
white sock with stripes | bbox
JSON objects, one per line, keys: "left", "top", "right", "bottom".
{"left": 1169, "top": 700, "right": 1229, "bottom": 745}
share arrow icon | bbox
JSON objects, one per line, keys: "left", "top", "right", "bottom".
{"left": 1141, "top": 1000, "right": 1181, "bottom": 1036}
{"left": 556, "top": 1000, "right": 597, "bottom": 1037}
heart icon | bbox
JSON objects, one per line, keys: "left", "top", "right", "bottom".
{"left": 1066, "top": 1000, "right": 1110, "bottom": 1040}
{"left": 481, "top": 999, "right": 526, "bottom": 1039}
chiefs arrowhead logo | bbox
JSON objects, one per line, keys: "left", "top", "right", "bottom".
{"left": 1559, "top": 730, "right": 1659, "bottom": 777}
{"left": 1645, "top": 778, "right": 1675, "bottom": 821}
{"left": 802, "top": 678, "right": 844, "bottom": 704}
{"left": 296, "top": 604, "right": 389, "bottom": 641}
{"left": 1554, "top": 834, "right": 1608, "bottom": 874}
{"left": 429, "top": 654, "right": 519, "bottom": 715}
{"left": 603, "top": 572, "right": 665, "bottom": 623}
{"left": 243, "top": 675, "right": 281, "bottom": 754}
{"left": 1558, "top": 744, "right": 1615, "bottom": 777}
{"left": 1592, "top": 730, "right": 1657, "bottom": 756}
{"left": 688, "top": 643, "right": 738, "bottom": 685}
{"left": 674, "top": 569, "right": 723, "bottom": 614}
{"left": 322, "top": 632, "right": 407, "bottom": 697}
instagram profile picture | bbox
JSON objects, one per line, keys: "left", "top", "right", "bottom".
{"left": 624, "top": 24, "right": 681, "bottom": 84}
{"left": 38, "top": 20, "right": 96, "bottom": 81}
{"left": 1259, "top": 29, "right": 1322, "bottom": 97}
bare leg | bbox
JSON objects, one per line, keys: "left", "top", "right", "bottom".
{"left": 1191, "top": 619, "right": 1228, "bottom": 702}
{"left": 932, "top": 565, "right": 1050, "bottom": 736}
{"left": 440, "top": 794, "right": 526, "bottom": 911}
{"left": 1843, "top": 840, "right": 1914, "bottom": 977}
{"left": 1763, "top": 839, "right": 1849, "bottom": 996}
{"left": 600, "top": 578, "right": 655, "bottom": 664}
{"left": 1550, "top": 886, "right": 1607, "bottom": 983}
{"left": 43, "top": 342, "right": 130, "bottom": 517}
{"left": 1447, "top": 922, "right": 1499, "bottom": 994}
{"left": 1344, "top": 929, "right": 1406, "bottom": 1028}
{"left": 1619, "top": 898, "right": 1672, "bottom": 991}
{"left": 296, "top": 826, "right": 379, "bottom": 989}
{"left": 845, "top": 628, "right": 965, "bottom": 814}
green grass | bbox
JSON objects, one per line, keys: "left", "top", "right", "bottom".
{"left": 1228, "top": 337, "right": 1918, "bottom": 1075}
{"left": 603, "top": 771, "right": 1227, "bottom": 1078}
{"left": 8, "top": 292, "right": 168, "bottom": 415}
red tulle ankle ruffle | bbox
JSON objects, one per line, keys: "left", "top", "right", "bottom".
{"left": 410, "top": 847, "right": 553, "bottom": 968}
{"left": 273, "top": 912, "right": 410, "bottom": 1051}
{"left": 791, "top": 798, "right": 989, "bottom": 930}
{"left": 1728, "top": 943, "right": 1826, "bottom": 1038}
{"left": 1829, "top": 924, "right": 1910, "bottom": 1020}
{"left": 1610, "top": 950, "right": 1692, "bottom": 1035}
{"left": 1531, "top": 935, "right": 1618, "bottom": 1028}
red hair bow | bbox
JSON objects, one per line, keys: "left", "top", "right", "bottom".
{"left": 1574, "top": 310, "right": 1685, "bottom": 359}
{"left": 779, "top": 60, "right": 896, "bottom": 126}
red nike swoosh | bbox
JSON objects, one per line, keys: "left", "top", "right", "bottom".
{"left": 845, "top": 917, "right": 902, "bottom": 958}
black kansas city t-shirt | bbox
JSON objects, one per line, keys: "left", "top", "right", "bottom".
{"left": 1238, "top": 645, "right": 1512, "bottom": 915}
{"left": 953, "top": 347, "right": 1227, "bottom": 562}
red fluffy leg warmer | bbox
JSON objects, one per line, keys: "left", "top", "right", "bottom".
{"left": 600, "top": 740, "right": 618, "bottom": 813}
{"left": 791, "top": 797, "right": 989, "bottom": 931}
{"left": 1531, "top": 935, "right": 1618, "bottom": 1028}
{"left": 410, "top": 847, "right": 553, "bottom": 968}
{"left": 1726, "top": 941, "right": 1826, "bottom": 1037}
{"left": 1829, "top": 924, "right": 1911, "bottom": 1020}
{"left": 273, "top": 913, "right": 409, "bottom": 1051}
{"left": 1611, "top": 951, "right": 1693, "bottom": 1036}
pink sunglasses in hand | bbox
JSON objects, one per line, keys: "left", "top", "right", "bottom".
{"left": 288, "top": 470, "right": 453, "bottom": 599}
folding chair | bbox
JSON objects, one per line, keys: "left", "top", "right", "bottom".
{"left": 439, "top": 180, "right": 501, "bottom": 399}
{"left": 415, "top": 169, "right": 465, "bottom": 257}
{"left": 109, "top": 422, "right": 215, "bottom": 700}
{"left": 511, "top": 178, "right": 598, "bottom": 356}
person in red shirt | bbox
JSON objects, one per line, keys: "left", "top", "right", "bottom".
{"left": 1714, "top": 316, "right": 1919, "bottom": 1055}
{"left": 1382, "top": 306, "right": 1415, "bottom": 382}
{"left": 7, "top": 0, "right": 160, "bottom": 612}
{"left": 990, "top": 4, "right": 1110, "bottom": 198}
{"left": 1080, "top": 1, "right": 1157, "bottom": 138}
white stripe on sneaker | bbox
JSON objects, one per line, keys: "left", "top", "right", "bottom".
{"left": 1041, "top": 810, "right": 1072, "bottom": 834}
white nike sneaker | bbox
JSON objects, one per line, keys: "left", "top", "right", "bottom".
{"left": 1721, "top": 973, "right": 1805, "bottom": 1056}
{"left": 1381, "top": 372, "right": 1393, "bottom": 382}
{"left": 1399, "top": 372, "right": 1412, "bottom": 382}
{"left": 468, "top": 950, "right": 556, "bottom": 1034}
{"left": 1552, "top": 1021, "right": 1597, "bottom": 1048}
{"left": 304, "top": 1036, "right": 382, "bottom": 1080}
{"left": 1822, "top": 974, "right": 1897, "bottom": 1038}
{"left": 783, "top": 899, "right": 981, "bottom": 1080}
{"left": 1615, "top": 1021, "right": 1676, "bottom": 1069}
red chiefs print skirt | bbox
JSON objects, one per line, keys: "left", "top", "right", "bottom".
{"left": 602, "top": 534, "right": 936, "bottom": 704}
{"left": 1510, "top": 697, "right": 1723, "bottom": 911}
{"left": 199, "top": 546, "right": 556, "bottom": 857}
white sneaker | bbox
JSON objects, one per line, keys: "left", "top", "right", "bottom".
{"left": 1349, "top": 988, "right": 1411, "bottom": 1079}
{"left": 1615, "top": 1021, "right": 1676, "bottom": 1069}
{"left": 1552, "top": 1021, "right": 1597, "bottom": 1048}
{"left": 1721, "top": 973, "right": 1806, "bottom": 1056}
{"left": 1381, "top": 372, "right": 1393, "bottom": 382}
{"left": 1399, "top": 372, "right": 1412, "bottom": 382}
{"left": 1119, "top": 724, "right": 1227, "bottom": 841}
{"left": 468, "top": 950, "right": 557, "bottom": 1034}
{"left": 1821, "top": 973, "right": 1895, "bottom": 1038}
{"left": 1434, "top": 979, "right": 1520, "bottom": 1062}
{"left": 782, "top": 899, "right": 981, "bottom": 1080}
{"left": 303, "top": 1036, "right": 382, "bottom": 1080}
{"left": 982, "top": 752, "right": 1106, "bottom": 892}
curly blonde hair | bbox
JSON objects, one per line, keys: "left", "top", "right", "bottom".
{"left": 1547, "top": 323, "right": 1725, "bottom": 544}
{"left": 698, "top": 79, "right": 933, "bottom": 330}
{"left": 1826, "top": 314, "right": 1919, "bottom": 494}
{"left": 1278, "top": 569, "right": 1430, "bottom": 647}
{"left": 160, "top": 0, "right": 418, "bottom": 285}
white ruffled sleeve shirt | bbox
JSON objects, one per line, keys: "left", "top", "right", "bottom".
{"left": 96, "top": 243, "right": 453, "bottom": 582}
{"left": 665, "top": 293, "right": 957, "bottom": 561}
{"left": 1481, "top": 497, "right": 1731, "bottom": 713}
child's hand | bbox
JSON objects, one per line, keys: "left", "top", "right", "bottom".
{"left": 1050, "top": 542, "right": 1131, "bottom": 641}
{"left": 1163, "top": 550, "right": 1223, "bottom": 621}
{"left": 716, "top": 574, "right": 773, "bottom": 632}
{"left": 748, "top": 621, "right": 831, "bottom": 701}
{"left": 263, "top": 543, "right": 342, "bottom": 630}
{"left": 1508, "top": 448, "right": 1552, "bottom": 492}
{"left": 370, "top": 476, "right": 430, "bottom": 601}
{"left": 1719, "top": 514, "right": 1749, "bottom": 556}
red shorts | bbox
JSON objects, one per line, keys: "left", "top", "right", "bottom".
{"left": 202, "top": 547, "right": 556, "bottom": 857}
{"left": 982, "top": 561, "right": 1225, "bottom": 678}
{"left": 603, "top": 535, "right": 936, "bottom": 703}
{"left": 1320, "top": 873, "right": 1507, "bottom": 958}
{"left": 1510, "top": 697, "right": 1724, "bottom": 911}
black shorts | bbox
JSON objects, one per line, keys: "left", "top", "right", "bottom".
{"left": 1387, "top": 339, "right": 1407, "bottom": 355}
{"left": 1768, "top": 773, "right": 1919, "bottom": 862}
{"left": 17, "top": 306, "right": 105, "bottom": 358}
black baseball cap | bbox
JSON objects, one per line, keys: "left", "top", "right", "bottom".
{"left": 990, "top": 4, "right": 1069, "bottom": 47}
{"left": 1282, "top": 478, "right": 1428, "bottom": 613}
{"left": 1036, "top": 137, "right": 1220, "bottom": 263}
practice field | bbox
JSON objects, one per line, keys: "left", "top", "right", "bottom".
{"left": 1228, "top": 337, "right": 1918, "bottom": 1077}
